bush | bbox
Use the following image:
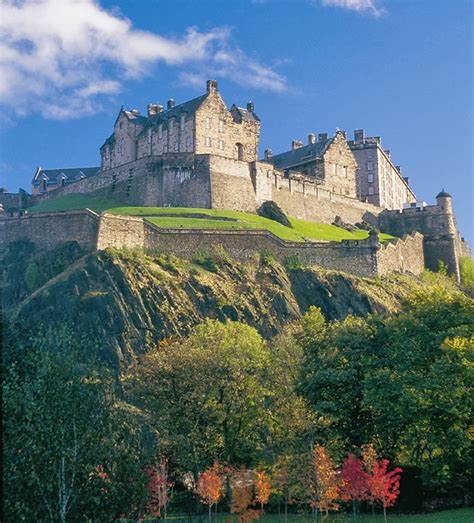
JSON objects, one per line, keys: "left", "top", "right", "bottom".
{"left": 193, "top": 249, "right": 218, "bottom": 272}
{"left": 284, "top": 254, "right": 303, "bottom": 271}
{"left": 459, "top": 256, "right": 474, "bottom": 291}
{"left": 261, "top": 250, "right": 276, "bottom": 266}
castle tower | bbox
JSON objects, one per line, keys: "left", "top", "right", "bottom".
{"left": 436, "top": 189, "right": 453, "bottom": 214}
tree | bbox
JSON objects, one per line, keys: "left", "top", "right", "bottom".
{"left": 3, "top": 341, "right": 150, "bottom": 522}
{"left": 229, "top": 467, "right": 260, "bottom": 523}
{"left": 146, "top": 457, "right": 174, "bottom": 519}
{"left": 131, "top": 320, "right": 271, "bottom": 473}
{"left": 339, "top": 454, "right": 369, "bottom": 520}
{"left": 367, "top": 460, "right": 402, "bottom": 522}
{"left": 309, "top": 445, "right": 340, "bottom": 520}
{"left": 196, "top": 462, "right": 225, "bottom": 523}
{"left": 255, "top": 470, "right": 271, "bottom": 515}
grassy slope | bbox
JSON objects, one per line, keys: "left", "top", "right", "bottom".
{"left": 27, "top": 194, "right": 394, "bottom": 243}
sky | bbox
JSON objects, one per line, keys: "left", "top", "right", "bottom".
{"left": 0, "top": 0, "right": 472, "bottom": 243}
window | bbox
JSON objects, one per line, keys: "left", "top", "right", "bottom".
{"left": 147, "top": 128, "right": 152, "bottom": 144}
{"left": 368, "top": 174, "right": 374, "bottom": 182}
{"left": 368, "top": 186, "right": 374, "bottom": 195}
{"left": 218, "top": 139, "right": 224, "bottom": 150}
{"left": 158, "top": 124, "right": 163, "bottom": 139}
{"left": 42, "top": 178, "right": 47, "bottom": 192}
{"left": 367, "top": 161, "right": 373, "bottom": 171}
{"left": 180, "top": 115, "right": 186, "bottom": 131}
{"left": 61, "top": 177, "right": 66, "bottom": 187}
{"left": 205, "top": 117, "right": 212, "bottom": 129}
{"left": 332, "top": 164, "right": 336, "bottom": 175}
{"left": 105, "top": 146, "right": 109, "bottom": 160}
{"left": 206, "top": 137, "right": 212, "bottom": 147}
{"left": 169, "top": 119, "right": 174, "bottom": 135}
{"left": 119, "top": 122, "right": 123, "bottom": 129}
{"left": 236, "top": 142, "right": 244, "bottom": 160}
{"left": 120, "top": 138, "right": 125, "bottom": 155}
{"left": 186, "top": 136, "right": 192, "bottom": 148}
{"left": 219, "top": 119, "right": 225, "bottom": 132}
{"left": 342, "top": 166, "right": 348, "bottom": 177}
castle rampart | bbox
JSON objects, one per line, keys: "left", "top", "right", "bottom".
{"left": 1, "top": 210, "right": 425, "bottom": 279}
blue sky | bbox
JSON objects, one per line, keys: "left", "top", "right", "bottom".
{"left": 1, "top": 0, "right": 472, "bottom": 243}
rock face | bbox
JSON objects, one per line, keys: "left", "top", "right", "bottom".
{"left": 2, "top": 240, "right": 429, "bottom": 370}
{"left": 257, "top": 201, "right": 293, "bottom": 228}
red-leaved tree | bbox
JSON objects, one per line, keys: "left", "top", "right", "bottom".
{"left": 339, "top": 454, "right": 369, "bottom": 520}
{"left": 196, "top": 463, "right": 225, "bottom": 523}
{"left": 145, "top": 457, "right": 174, "bottom": 519}
{"left": 367, "top": 459, "right": 402, "bottom": 523}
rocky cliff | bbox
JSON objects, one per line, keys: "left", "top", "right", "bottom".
{"left": 2, "top": 240, "right": 443, "bottom": 369}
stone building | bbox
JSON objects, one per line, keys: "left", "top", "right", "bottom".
{"left": 347, "top": 129, "right": 416, "bottom": 210}
{"left": 263, "top": 131, "right": 358, "bottom": 198}
{"left": 32, "top": 166, "right": 100, "bottom": 194}
{"left": 100, "top": 79, "right": 260, "bottom": 171}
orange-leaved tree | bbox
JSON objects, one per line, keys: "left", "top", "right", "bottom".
{"left": 309, "top": 445, "right": 340, "bottom": 520}
{"left": 196, "top": 463, "right": 225, "bottom": 523}
{"left": 255, "top": 470, "right": 271, "bottom": 516}
{"left": 229, "top": 467, "right": 260, "bottom": 523}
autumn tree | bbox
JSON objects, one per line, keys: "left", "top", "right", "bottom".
{"left": 367, "top": 460, "right": 402, "bottom": 522}
{"left": 197, "top": 462, "right": 225, "bottom": 523}
{"left": 146, "top": 457, "right": 174, "bottom": 520}
{"left": 255, "top": 470, "right": 271, "bottom": 515}
{"left": 229, "top": 467, "right": 260, "bottom": 523}
{"left": 309, "top": 445, "right": 340, "bottom": 520}
{"left": 339, "top": 454, "right": 369, "bottom": 520}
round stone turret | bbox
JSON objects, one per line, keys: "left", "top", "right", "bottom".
{"left": 436, "top": 189, "right": 453, "bottom": 214}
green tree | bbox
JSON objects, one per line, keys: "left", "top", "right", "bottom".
{"left": 131, "top": 319, "right": 271, "bottom": 473}
{"left": 3, "top": 341, "right": 150, "bottom": 522}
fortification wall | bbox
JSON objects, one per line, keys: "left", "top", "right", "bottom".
{"left": 142, "top": 221, "right": 378, "bottom": 278}
{"left": 96, "top": 214, "right": 146, "bottom": 250}
{"left": 0, "top": 209, "right": 99, "bottom": 251}
{"left": 376, "top": 232, "right": 424, "bottom": 276}
{"left": 256, "top": 164, "right": 381, "bottom": 225}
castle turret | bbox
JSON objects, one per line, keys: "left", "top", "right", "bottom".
{"left": 436, "top": 189, "right": 453, "bottom": 214}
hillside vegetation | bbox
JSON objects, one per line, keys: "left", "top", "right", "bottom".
{"left": 27, "top": 194, "right": 394, "bottom": 242}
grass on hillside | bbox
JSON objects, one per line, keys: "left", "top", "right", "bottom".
{"left": 27, "top": 195, "right": 394, "bottom": 243}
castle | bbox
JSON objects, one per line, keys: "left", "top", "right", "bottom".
{"left": 1, "top": 80, "right": 470, "bottom": 280}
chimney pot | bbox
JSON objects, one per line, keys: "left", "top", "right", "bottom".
{"left": 247, "top": 101, "right": 254, "bottom": 112}
{"left": 206, "top": 79, "right": 218, "bottom": 93}
{"left": 318, "top": 133, "right": 328, "bottom": 142}
{"left": 384, "top": 149, "right": 391, "bottom": 158}
{"left": 354, "top": 129, "right": 365, "bottom": 142}
{"left": 264, "top": 148, "right": 273, "bottom": 160}
{"left": 308, "top": 133, "right": 316, "bottom": 145}
{"left": 167, "top": 99, "right": 176, "bottom": 109}
{"left": 292, "top": 140, "right": 303, "bottom": 150}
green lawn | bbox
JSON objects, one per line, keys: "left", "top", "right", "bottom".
{"left": 163, "top": 509, "right": 474, "bottom": 523}
{"left": 27, "top": 195, "right": 394, "bottom": 243}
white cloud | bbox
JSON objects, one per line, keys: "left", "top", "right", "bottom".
{"left": 321, "top": 0, "right": 384, "bottom": 17}
{"left": 0, "top": 0, "right": 287, "bottom": 120}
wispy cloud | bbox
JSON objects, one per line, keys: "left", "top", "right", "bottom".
{"left": 0, "top": 0, "right": 287, "bottom": 120}
{"left": 321, "top": 0, "right": 385, "bottom": 17}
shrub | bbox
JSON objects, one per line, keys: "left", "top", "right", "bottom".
{"left": 284, "top": 254, "right": 303, "bottom": 271}
{"left": 193, "top": 249, "right": 218, "bottom": 272}
{"left": 261, "top": 250, "right": 276, "bottom": 266}
{"left": 459, "top": 256, "right": 474, "bottom": 291}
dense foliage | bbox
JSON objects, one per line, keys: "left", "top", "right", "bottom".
{"left": 3, "top": 278, "right": 473, "bottom": 520}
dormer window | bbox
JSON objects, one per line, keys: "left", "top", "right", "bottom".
{"left": 61, "top": 177, "right": 66, "bottom": 187}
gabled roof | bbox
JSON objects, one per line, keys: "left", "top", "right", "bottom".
{"left": 32, "top": 166, "right": 100, "bottom": 184}
{"left": 146, "top": 94, "right": 208, "bottom": 126}
{"left": 265, "top": 137, "right": 333, "bottom": 170}
{"left": 123, "top": 110, "right": 148, "bottom": 126}
{"left": 230, "top": 104, "right": 260, "bottom": 122}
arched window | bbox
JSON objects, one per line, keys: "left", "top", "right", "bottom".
{"left": 236, "top": 142, "right": 244, "bottom": 161}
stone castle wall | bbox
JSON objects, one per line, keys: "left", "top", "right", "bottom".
{"left": 375, "top": 232, "right": 425, "bottom": 276}
{"left": 1, "top": 210, "right": 426, "bottom": 279}
{"left": 0, "top": 209, "right": 99, "bottom": 251}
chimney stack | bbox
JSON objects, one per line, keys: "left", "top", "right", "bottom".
{"left": 384, "top": 149, "right": 391, "bottom": 159}
{"left": 308, "top": 133, "right": 316, "bottom": 145}
{"left": 264, "top": 148, "right": 273, "bottom": 160}
{"left": 292, "top": 140, "right": 303, "bottom": 150}
{"left": 247, "top": 101, "right": 254, "bottom": 112}
{"left": 131, "top": 109, "right": 140, "bottom": 115}
{"left": 318, "top": 133, "right": 328, "bottom": 142}
{"left": 167, "top": 99, "right": 176, "bottom": 109}
{"left": 354, "top": 129, "right": 365, "bottom": 142}
{"left": 147, "top": 103, "right": 163, "bottom": 117}
{"left": 206, "top": 79, "right": 218, "bottom": 93}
